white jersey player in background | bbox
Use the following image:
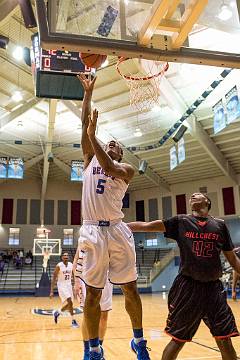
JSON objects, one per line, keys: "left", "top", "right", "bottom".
{"left": 50, "top": 252, "right": 79, "bottom": 328}
{"left": 77, "top": 74, "right": 150, "bottom": 360}
{"left": 73, "top": 246, "right": 113, "bottom": 360}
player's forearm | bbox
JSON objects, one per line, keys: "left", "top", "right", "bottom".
{"left": 81, "top": 93, "right": 94, "bottom": 155}
{"left": 232, "top": 271, "right": 239, "bottom": 291}
{"left": 230, "top": 258, "right": 240, "bottom": 276}
{"left": 128, "top": 220, "right": 165, "bottom": 232}
{"left": 89, "top": 134, "right": 114, "bottom": 172}
{"left": 50, "top": 276, "right": 57, "bottom": 292}
{"left": 82, "top": 92, "right": 92, "bottom": 126}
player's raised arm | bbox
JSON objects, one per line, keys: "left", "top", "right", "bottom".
{"left": 50, "top": 265, "right": 60, "bottom": 298}
{"left": 87, "top": 109, "right": 134, "bottom": 182}
{"left": 128, "top": 220, "right": 166, "bottom": 232}
{"left": 77, "top": 74, "right": 97, "bottom": 169}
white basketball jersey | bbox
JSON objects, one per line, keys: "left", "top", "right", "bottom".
{"left": 57, "top": 261, "right": 73, "bottom": 286}
{"left": 82, "top": 156, "right": 128, "bottom": 221}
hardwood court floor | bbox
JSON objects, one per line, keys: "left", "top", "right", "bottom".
{"left": 0, "top": 294, "right": 239, "bottom": 360}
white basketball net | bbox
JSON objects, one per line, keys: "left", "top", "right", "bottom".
{"left": 43, "top": 249, "right": 51, "bottom": 272}
{"left": 117, "top": 58, "right": 169, "bottom": 112}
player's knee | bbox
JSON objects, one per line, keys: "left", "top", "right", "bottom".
{"left": 216, "top": 338, "right": 236, "bottom": 353}
{"left": 85, "top": 286, "right": 102, "bottom": 306}
{"left": 121, "top": 281, "right": 138, "bottom": 297}
{"left": 67, "top": 297, "right": 73, "bottom": 305}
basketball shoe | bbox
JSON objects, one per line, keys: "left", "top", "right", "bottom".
{"left": 89, "top": 346, "right": 105, "bottom": 360}
{"left": 72, "top": 319, "right": 79, "bottom": 328}
{"left": 53, "top": 310, "right": 60, "bottom": 324}
{"left": 130, "top": 339, "right": 151, "bottom": 359}
{"left": 83, "top": 348, "right": 90, "bottom": 360}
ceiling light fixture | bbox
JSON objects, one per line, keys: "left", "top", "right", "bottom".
{"left": 17, "top": 119, "right": 23, "bottom": 128}
{"left": 152, "top": 104, "right": 161, "bottom": 112}
{"left": 134, "top": 128, "right": 142, "bottom": 137}
{"left": 12, "top": 46, "right": 24, "bottom": 61}
{"left": 12, "top": 91, "right": 23, "bottom": 102}
{"left": 217, "top": 3, "right": 233, "bottom": 21}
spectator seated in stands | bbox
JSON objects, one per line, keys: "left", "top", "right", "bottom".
{"left": 18, "top": 250, "right": 24, "bottom": 265}
{"left": 26, "top": 250, "right": 33, "bottom": 259}
{"left": 15, "top": 255, "right": 22, "bottom": 269}
{"left": 0, "top": 256, "right": 5, "bottom": 274}
{"left": 138, "top": 240, "right": 144, "bottom": 250}
{"left": 25, "top": 256, "right": 32, "bottom": 266}
{"left": 12, "top": 251, "right": 18, "bottom": 265}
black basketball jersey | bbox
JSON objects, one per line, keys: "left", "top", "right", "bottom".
{"left": 163, "top": 215, "right": 234, "bottom": 282}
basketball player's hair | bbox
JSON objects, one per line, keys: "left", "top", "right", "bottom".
{"left": 61, "top": 252, "right": 68, "bottom": 257}
{"left": 202, "top": 194, "right": 211, "bottom": 211}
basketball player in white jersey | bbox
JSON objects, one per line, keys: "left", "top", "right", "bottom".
{"left": 73, "top": 247, "right": 113, "bottom": 360}
{"left": 77, "top": 74, "right": 150, "bottom": 360}
{"left": 50, "top": 252, "right": 79, "bottom": 328}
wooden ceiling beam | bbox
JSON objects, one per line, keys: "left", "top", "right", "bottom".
{"left": 172, "top": 0, "right": 208, "bottom": 49}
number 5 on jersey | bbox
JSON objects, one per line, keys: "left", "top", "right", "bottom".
{"left": 96, "top": 179, "right": 106, "bottom": 194}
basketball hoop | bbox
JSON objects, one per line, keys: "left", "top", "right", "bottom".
{"left": 116, "top": 57, "right": 169, "bottom": 112}
{"left": 33, "top": 238, "right": 61, "bottom": 273}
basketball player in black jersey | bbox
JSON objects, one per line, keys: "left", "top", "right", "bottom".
{"left": 128, "top": 193, "right": 240, "bottom": 360}
{"left": 232, "top": 247, "right": 240, "bottom": 300}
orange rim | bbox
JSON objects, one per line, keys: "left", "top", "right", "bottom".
{"left": 116, "top": 57, "right": 169, "bottom": 81}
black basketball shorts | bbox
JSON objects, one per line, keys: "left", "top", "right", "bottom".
{"left": 165, "top": 273, "right": 239, "bottom": 342}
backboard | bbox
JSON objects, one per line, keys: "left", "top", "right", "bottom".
{"left": 35, "top": 0, "right": 240, "bottom": 68}
{"left": 33, "top": 238, "right": 61, "bottom": 272}
{"left": 33, "top": 238, "right": 61, "bottom": 256}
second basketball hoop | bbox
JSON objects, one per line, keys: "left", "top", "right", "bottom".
{"left": 116, "top": 58, "right": 169, "bottom": 112}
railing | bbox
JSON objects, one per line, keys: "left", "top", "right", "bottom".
{"left": 137, "top": 275, "right": 149, "bottom": 288}
{"left": 3, "top": 261, "right": 10, "bottom": 291}
{"left": 34, "top": 256, "right": 37, "bottom": 289}
{"left": 150, "top": 248, "right": 175, "bottom": 283}
{"left": 19, "top": 261, "right": 24, "bottom": 291}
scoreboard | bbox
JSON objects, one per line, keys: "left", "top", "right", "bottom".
{"left": 31, "top": 33, "right": 95, "bottom": 100}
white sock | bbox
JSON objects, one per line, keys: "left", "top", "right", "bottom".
{"left": 134, "top": 337, "right": 144, "bottom": 344}
{"left": 90, "top": 345, "right": 101, "bottom": 353}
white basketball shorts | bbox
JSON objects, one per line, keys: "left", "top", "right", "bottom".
{"left": 57, "top": 283, "right": 73, "bottom": 303}
{"left": 75, "top": 277, "right": 113, "bottom": 311}
{"left": 79, "top": 220, "right": 137, "bottom": 288}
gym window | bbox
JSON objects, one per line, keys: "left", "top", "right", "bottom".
{"left": 9, "top": 227, "right": 20, "bottom": 246}
{"left": 63, "top": 229, "right": 73, "bottom": 246}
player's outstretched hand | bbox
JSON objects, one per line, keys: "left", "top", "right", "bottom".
{"left": 77, "top": 73, "right": 97, "bottom": 94}
{"left": 87, "top": 109, "right": 98, "bottom": 137}
{"left": 49, "top": 291, "right": 54, "bottom": 299}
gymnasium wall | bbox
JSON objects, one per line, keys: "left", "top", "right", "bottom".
{"left": 124, "top": 175, "right": 240, "bottom": 222}
{"left": 0, "top": 179, "right": 82, "bottom": 250}
{"left": 0, "top": 175, "right": 240, "bottom": 250}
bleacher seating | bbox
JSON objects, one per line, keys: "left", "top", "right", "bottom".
{"left": 136, "top": 248, "right": 172, "bottom": 286}
{"left": 0, "top": 247, "right": 172, "bottom": 293}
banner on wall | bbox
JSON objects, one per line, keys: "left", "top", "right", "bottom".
{"left": 170, "top": 145, "right": 178, "bottom": 170}
{"left": 7, "top": 158, "right": 24, "bottom": 179}
{"left": 0, "top": 157, "right": 8, "bottom": 178}
{"left": 225, "top": 86, "right": 240, "bottom": 124}
{"left": 213, "top": 99, "right": 226, "bottom": 134}
{"left": 178, "top": 137, "right": 185, "bottom": 164}
{"left": 71, "top": 160, "right": 84, "bottom": 181}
